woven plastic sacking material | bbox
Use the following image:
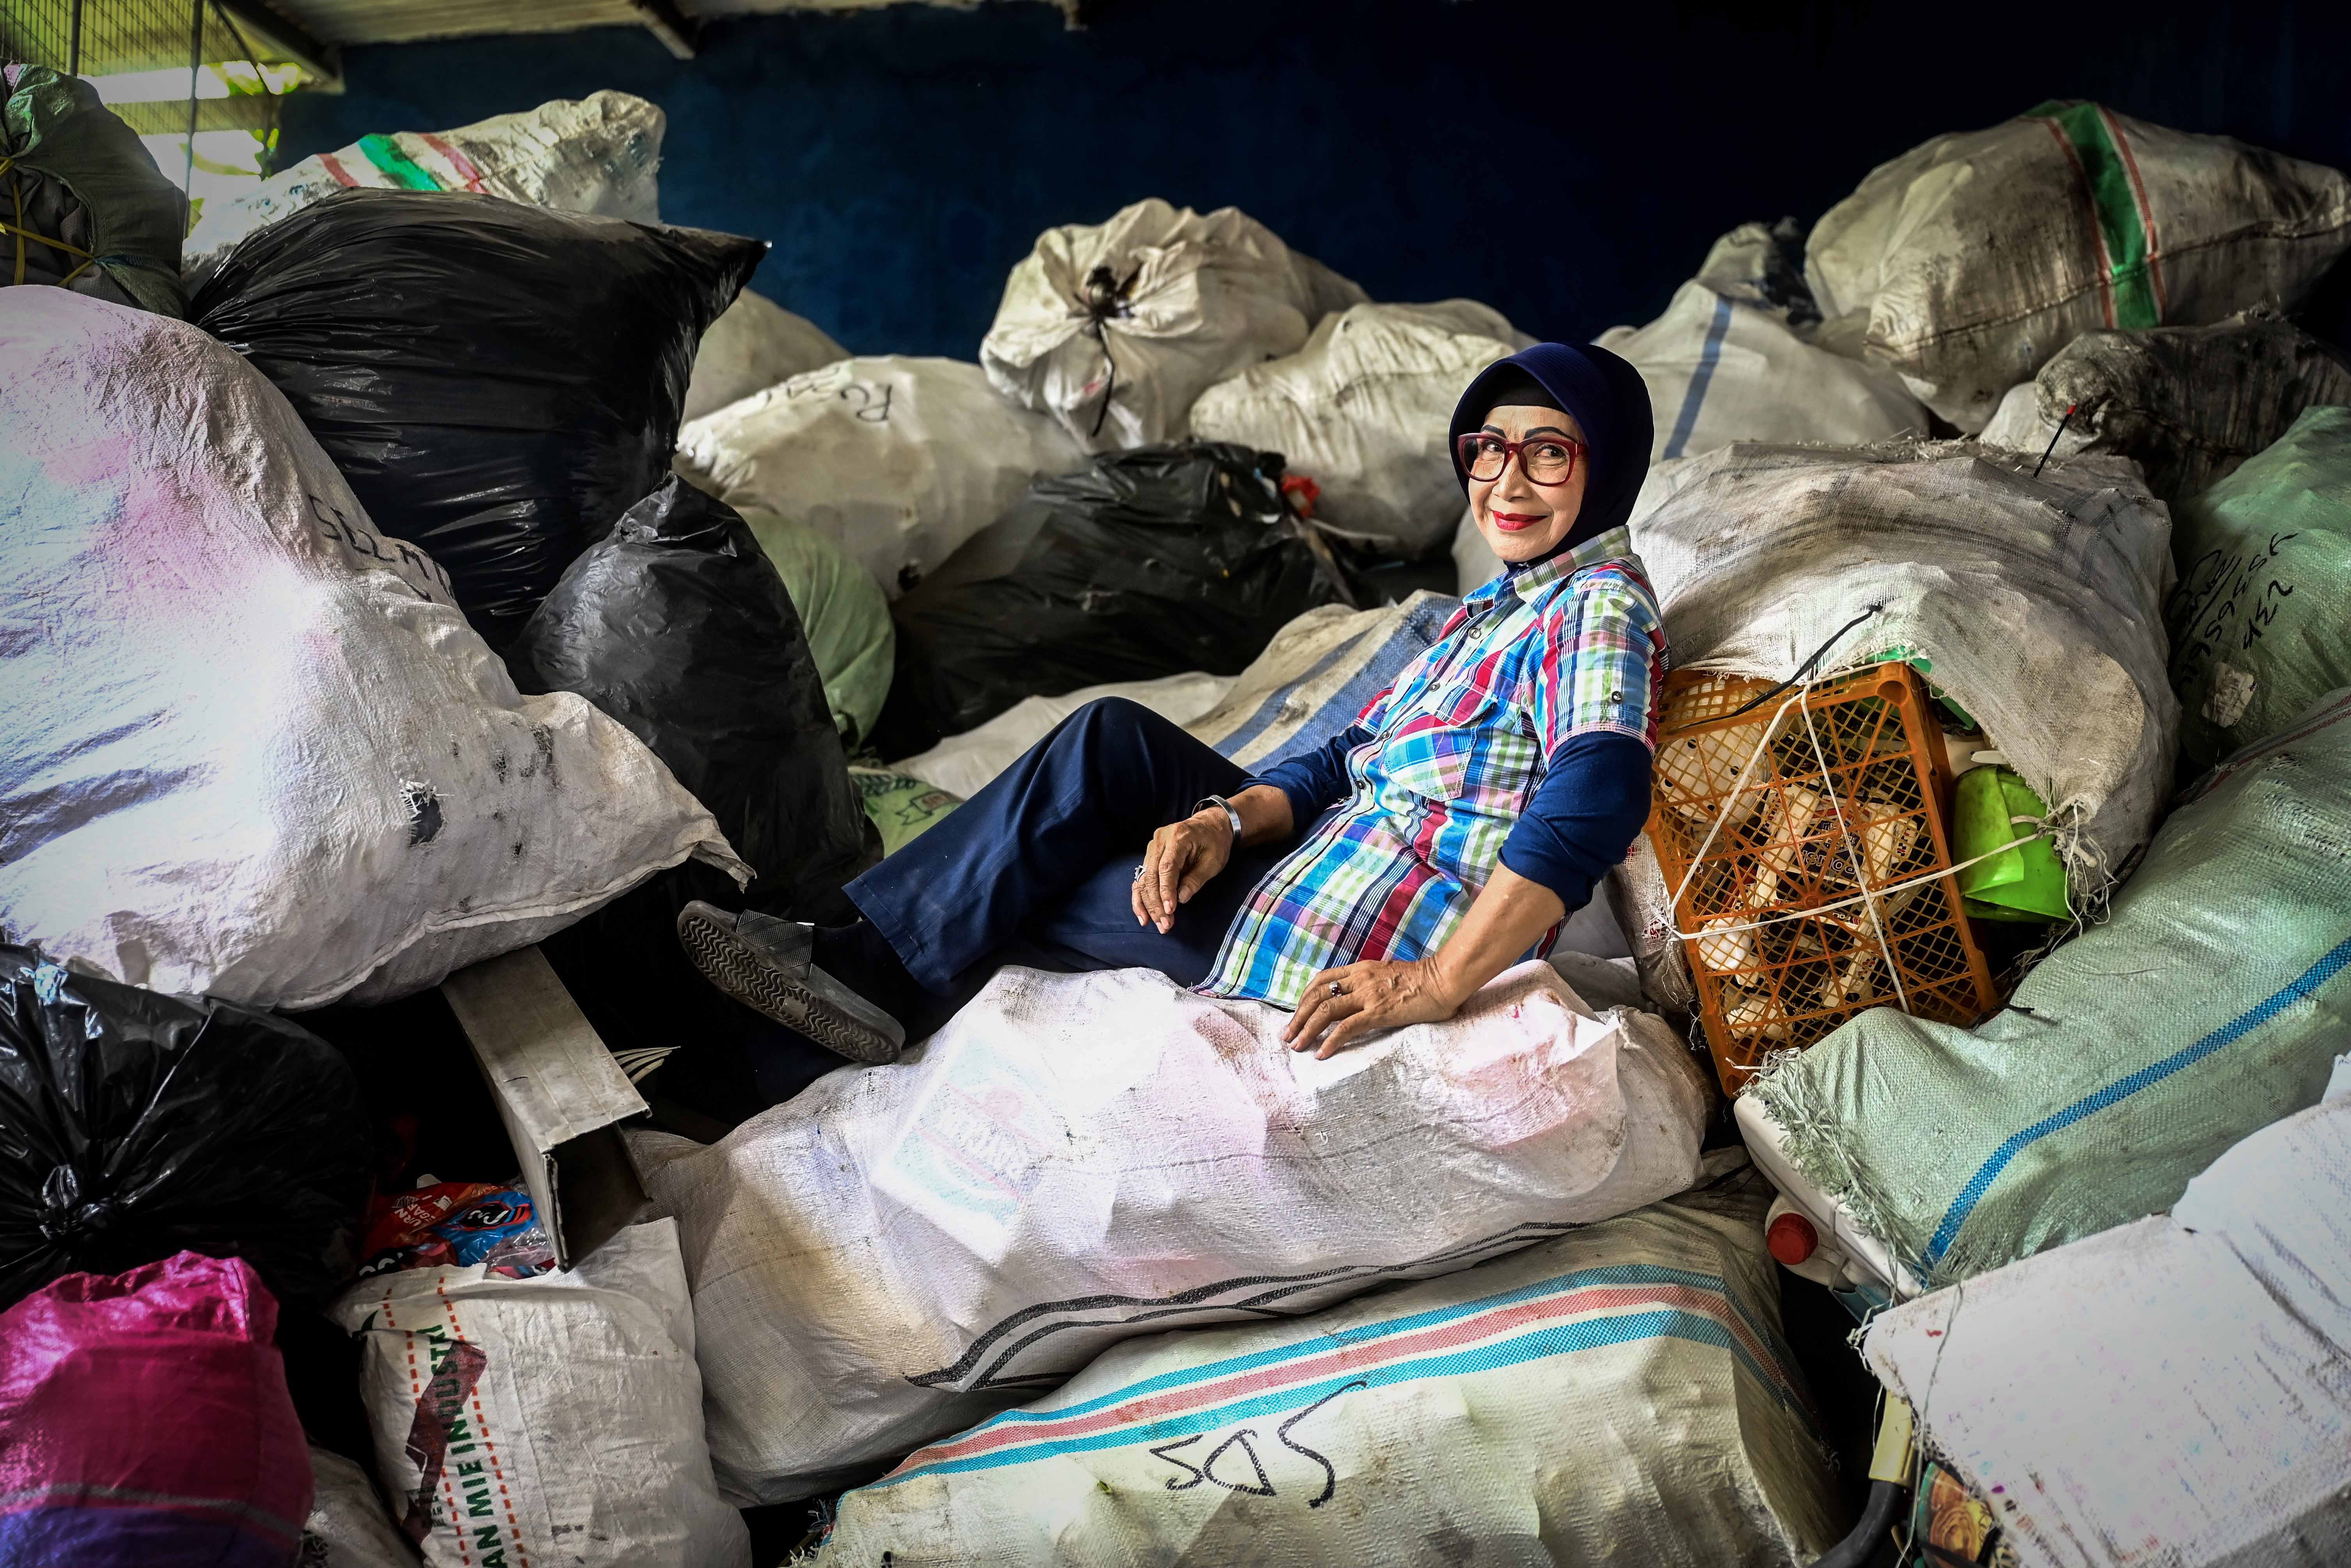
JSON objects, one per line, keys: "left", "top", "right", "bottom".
{"left": 809, "top": 1159, "right": 1844, "bottom": 1568}
{"left": 1750, "top": 688, "right": 2351, "bottom": 1288}
{"left": 1631, "top": 441, "right": 2177, "bottom": 890}
{"left": 627, "top": 961, "right": 1708, "bottom": 1503}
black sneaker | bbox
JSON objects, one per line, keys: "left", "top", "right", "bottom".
{"left": 676, "top": 902, "right": 907, "bottom": 1065}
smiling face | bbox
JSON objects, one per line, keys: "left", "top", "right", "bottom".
{"left": 1467, "top": 404, "right": 1589, "bottom": 563}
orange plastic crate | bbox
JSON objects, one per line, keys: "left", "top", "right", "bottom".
{"left": 1644, "top": 664, "right": 1999, "bottom": 1095}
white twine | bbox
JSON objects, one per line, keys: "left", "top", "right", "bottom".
{"left": 1660, "top": 664, "right": 2056, "bottom": 999}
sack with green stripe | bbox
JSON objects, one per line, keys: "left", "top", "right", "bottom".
{"left": 1806, "top": 102, "right": 2351, "bottom": 432}
{"left": 0, "top": 65, "right": 186, "bottom": 317}
{"left": 2169, "top": 405, "right": 2351, "bottom": 768}
{"left": 1749, "top": 687, "right": 2351, "bottom": 1287}
{"left": 182, "top": 90, "right": 663, "bottom": 285}
{"left": 808, "top": 1155, "right": 1843, "bottom": 1568}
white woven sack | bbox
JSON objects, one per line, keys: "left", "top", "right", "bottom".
{"left": 629, "top": 959, "right": 1708, "bottom": 1502}
{"left": 332, "top": 1220, "right": 749, "bottom": 1568}
{"left": 980, "top": 198, "right": 1368, "bottom": 451}
{"left": 682, "top": 288, "right": 847, "bottom": 423}
{"left": 894, "top": 671, "right": 1235, "bottom": 799}
{"left": 675, "top": 356, "right": 1083, "bottom": 597}
{"left": 1805, "top": 103, "right": 2351, "bottom": 431}
{"left": 1189, "top": 300, "right": 1529, "bottom": 555}
{"left": 1601, "top": 287, "right": 1930, "bottom": 465}
{"left": 809, "top": 1153, "right": 1840, "bottom": 1568}
{"left": 1630, "top": 441, "right": 2178, "bottom": 885}
{"left": 301, "top": 1447, "right": 415, "bottom": 1568}
{"left": 0, "top": 292, "right": 744, "bottom": 1008}
{"left": 1866, "top": 1080, "right": 2351, "bottom": 1568}
{"left": 183, "top": 91, "right": 666, "bottom": 286}
{"left": 1185, "top": 590, "right": 1458, "bottom": 769}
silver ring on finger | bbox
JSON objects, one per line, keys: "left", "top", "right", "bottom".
{"left": 1327, "top": 980, "right": 1344, "bottom": 997}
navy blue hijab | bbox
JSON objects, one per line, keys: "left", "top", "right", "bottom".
{"left": 1449, "top": 342, "right": 1653, "bottom": 561}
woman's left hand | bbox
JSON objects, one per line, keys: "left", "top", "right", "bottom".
{"left": 1282, "top": 959, "right": 1463, "bottom": 1060}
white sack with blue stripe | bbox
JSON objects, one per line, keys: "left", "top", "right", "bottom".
{"left": 1750, "top": 688, "right": 2351, "bottom": 1289}
{"left": 1596, "top": 221, "right": 1931, "bottom": 467}
{"left": 808, "top": 1153, "right": 1843, "bottom": 1568}
{"left": 1865, "top": 1081, "right": 2351, "bottom": 1567}
{"left": 627, "top": 959, "right": 1709, "bottom": 1503}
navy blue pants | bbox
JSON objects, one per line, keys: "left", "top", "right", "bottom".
{"left": 849, "top": 698, "right": 1303, "bottom": 996}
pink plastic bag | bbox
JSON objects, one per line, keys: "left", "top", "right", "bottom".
{"left": 0, "top": 1251, "right": 314, "bottom": 1567}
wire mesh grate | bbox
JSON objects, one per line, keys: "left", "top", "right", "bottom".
{"left": 1646, "top": 664, "right": 1999, "bottom": 1094}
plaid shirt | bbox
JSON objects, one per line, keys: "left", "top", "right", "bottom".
{"left": 1200, "top": 526, "right": 1667, "bottom": 1007}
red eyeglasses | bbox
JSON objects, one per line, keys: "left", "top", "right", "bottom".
{"left": 1456, "top": 432, "right": 1585, "bottom": 487}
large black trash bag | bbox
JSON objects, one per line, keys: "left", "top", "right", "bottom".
{"left": 508, "top": 474, "right": 876, "bottom": 914}
{"left": 510, "top": 478, "right": 879, "bottom": 1119}
{"left": 192, "top": 188, "right": 765, "bottom": 646}
{"left": 872, "top": 440, "right": 1335, "bottom": 758}
{"left": 0, "top": 947, "right": 372, "bottom": 1313}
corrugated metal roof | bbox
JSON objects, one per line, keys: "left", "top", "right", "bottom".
{"left": 259, "top": 0, "right": 1055, "bottom": 49}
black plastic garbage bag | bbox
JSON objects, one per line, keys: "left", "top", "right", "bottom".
{"left": 0, "top": 947, "right": 372, "bottom": 1313}
{"left": 193, "top": 188, "right": 764, "bottom": 646}
{"left": 873, "top": 440, "right": 1334, "bottom": 758}
{"left": 510, "top": 478, "right": 880, "bottom": 1123}
{"left": 508, "top": 475, "right": 876, "bottom": 914}
{"left": 1, "top": 65, "right": 188, "bottom": 316}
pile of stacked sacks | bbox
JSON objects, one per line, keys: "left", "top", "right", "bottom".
{"left": 5, "top": 60, "right": 2351, "bottom": 1568}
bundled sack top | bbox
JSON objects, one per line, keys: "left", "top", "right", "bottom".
{"left": 982, "top": 198, "right": 1367, "bottom": 450}
{"left": 873, "top": 440, "right": 1337, "bottom": 758}
{"left": 0, "top": 291, "right": 744, "bottom": 1008}
{"left": 195, "top": 188, "right": 764, "bottom": 646}
{"left": 0, "top": 64, "right": 187, "bottom": 316}
{"left": 1807, "top": 101, "right": 2351, "bottom": 430}
{"left": 0, "top": 949, "right": 370, "bottom": 1316}
{"left": 181, "top": 89, "right": 666, "bottom": 285}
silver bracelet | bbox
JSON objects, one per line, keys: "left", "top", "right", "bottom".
{"left": 1193, "top": 794, "right": 1244, "bottom": 845}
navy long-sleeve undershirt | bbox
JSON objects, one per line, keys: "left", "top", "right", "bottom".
{"left": 1244, "top": 726, "right": 1654, "bottom": 914}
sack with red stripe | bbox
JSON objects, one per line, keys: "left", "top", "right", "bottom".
{"left": 331, "top": 1219, "right": 747, "bottom": 1568}
{"left": 809, "top": 1153, "right": 1843, "bottom": 1568}
{"left": 182, "top": 90, "right": 664, "bottom": 286}
{"left": 1805, "top": 102, "right": 2351, "bottom": 431}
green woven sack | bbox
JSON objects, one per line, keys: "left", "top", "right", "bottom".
{"left": 2169, "top": 403, "right": 2351, "bottom": 767}
{"left": 1751, "top": 687, "right": 2351, "bottom": 1286}
{"left": 736, "top": 502, "right": 894, "bottom": 748}
{"left": 1, "top": 66, "right": 186, "bottom": 317}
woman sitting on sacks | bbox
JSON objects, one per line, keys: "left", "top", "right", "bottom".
{"left": 680, "top": 342, "right": 1667, "bottom": 1065}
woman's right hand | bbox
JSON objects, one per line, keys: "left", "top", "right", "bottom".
{"left": 1132, "top": 809, "right": 1235, "bottom": 933}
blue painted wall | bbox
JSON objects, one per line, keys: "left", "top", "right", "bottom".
{"left": 279, "top": 0, "right": 2351, "bottom": 361}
